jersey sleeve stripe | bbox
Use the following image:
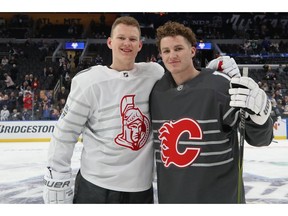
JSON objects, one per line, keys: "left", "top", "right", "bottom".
{"left": 68, "top": 95, "right": 91, "bottom": 109}
{"left": 52, "top": 134, "right": 76, "bottom": 144}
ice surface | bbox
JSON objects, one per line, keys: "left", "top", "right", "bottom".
{"left": 0, "top": 140, "right": 287, "bottom": 204}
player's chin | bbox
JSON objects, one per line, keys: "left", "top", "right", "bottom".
{"left": 167, "top": 66, "right": 180, "bottom": 74}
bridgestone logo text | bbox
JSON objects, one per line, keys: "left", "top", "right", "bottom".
{"left": 0, "top": 125, "right": 55, "bottom": 133}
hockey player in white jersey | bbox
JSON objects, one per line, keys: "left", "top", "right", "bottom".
{"left": 43, "top": 16, "right": 241, "bottom": 204}
{"left": 43, "top": 16, "right": 164, "bottom": 204}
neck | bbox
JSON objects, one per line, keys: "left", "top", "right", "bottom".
{"left": 110, "top": 60, "right": 135, "bottom": 71}
{"left": 173, "top": 68, "right": 200, "bottom": 86}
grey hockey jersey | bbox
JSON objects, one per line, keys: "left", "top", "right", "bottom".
{"left": 150, "top": 68, "right": 273, "bottom": 203}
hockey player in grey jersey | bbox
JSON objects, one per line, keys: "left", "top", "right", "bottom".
{"left": 150, "top": 21, "right": 273, "bottom": 203}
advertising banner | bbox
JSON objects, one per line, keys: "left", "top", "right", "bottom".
{"left": 0, "top": 121, "right": 56, "bottom": 142}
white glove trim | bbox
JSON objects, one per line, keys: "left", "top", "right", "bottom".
{"left": 229, "top": 77, "right": 271, "bottom": 125}
{"left": 43, "top": 168, "right": 74, "bottom": 204}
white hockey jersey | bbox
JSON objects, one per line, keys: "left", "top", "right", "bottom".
{"left": 48, "top": 62, "right": 164, "bottom": 192}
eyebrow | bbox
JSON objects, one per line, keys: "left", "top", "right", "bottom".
{"left": 161, "top": 44, "right": 183, "bottom": 50}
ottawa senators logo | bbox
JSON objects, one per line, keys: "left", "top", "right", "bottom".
{"left": 114, "top": 95, "right": 150, "bottom": 151}
{"left": 158, "top": 118, "right": 202, "bottom": 167}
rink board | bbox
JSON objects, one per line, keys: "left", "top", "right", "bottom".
{"left": 0, "top": 119, "right": 288, "bottom": 142}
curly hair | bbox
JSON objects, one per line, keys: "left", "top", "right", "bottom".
{"left": 156, "top": 21, "right": 197, "bottom": 52}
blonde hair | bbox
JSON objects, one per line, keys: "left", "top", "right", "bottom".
{"left": 110, "top": 16, "right": 141, "bottom": 38}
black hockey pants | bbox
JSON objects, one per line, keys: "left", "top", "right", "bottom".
{"left": 73, "top": 170, "right": 154, "bottom": 204}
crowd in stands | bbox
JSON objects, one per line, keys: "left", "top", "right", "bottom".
{"left": 1, "top": 13, "right": 288, "bottom": 122}
{"left": 258, "top": 64, "right": 288, "bottom": 120}
{"left": 219, "top": 39, "right": 288, "bottom": 64}
{"left": 0, "top": 39, "right": 73, "bottom": 121}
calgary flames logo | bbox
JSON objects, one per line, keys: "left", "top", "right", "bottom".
{"left": 115, "top": 95, "right": 150, "bottom": 151}
{"left": 158, "top": 118, "right": 202, "bottom": 167}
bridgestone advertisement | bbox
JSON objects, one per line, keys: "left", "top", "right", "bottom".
{"left": 0, "top": 121, "right": 56, "bottom": 142}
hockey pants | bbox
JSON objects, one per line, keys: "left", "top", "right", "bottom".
{"left": 73, "top": 170, "right": 154, "bottom": 204}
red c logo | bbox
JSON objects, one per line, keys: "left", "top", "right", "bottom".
{"left": 158, "top": 118, "right": 202, "bottom": 167}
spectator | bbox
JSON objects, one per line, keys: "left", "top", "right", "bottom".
{"left": 276, "top": 64, "right": 285, "bottom": 75}
{"left": 24, "top": 74, "right": 32, "bottom": 87}
{"left": 46, "top": 66, "right": 55, "bottom": 90}
{"left": 284, "top": 95, "right": 288, "bottom": 106}
{"left": 8, "top": 91, "right": 17, "bottom": 112}
{"left": 41, "top": 104, "right": 51, "bottom": 120}
{"left": 0, "top": 94, "right": 9, "bottom": 109}
{"left": 276, "top": 99, "right": 284, "bottom": 115}
{"left": 261, "top": 81, "right": 270, "bottom": 92}
{"left": 4, "top": 73, "right": 15, "bottom": 90}
{"left": 9, "top": 64, "right": 19, "bottom": 82}
{"left": 50, "top": 107, "right": 60, "bottom": 120}
{"left": 274, "top": 90, "right": 283, "bottom": 103}
{"left": 16, "top": 91, "right": 24, "bottom": 111}
{"left": 19, "top": 80, "right": 29, "bottom": 93}
{"left": 57, "top": 98, "right": 66, "bottom": 111}
{"left": 264, "top": 65, "right": 277, "bottom": 81}
{"left": 10, "top": 108, "right": 22, "bottom": 121}
{"left": 21, "top": 108, "right": 31, "bottom": 120}
{"left": 1, "top": 56, "right": 9, "bottom": 66}
{"left": 23, "top": 90, "right": 33, "bottom": 114}
{"left": 0, "top": 93, "right": 4, "bottom": 110}
{"left": 28, "top": 74, "right": 34, "bottom": 85}
{"left": 57, "top": 86, "right": 68, "bottom": 102}
{"left": 8, "top": 55, "right": 17, "bottom": 66}
{"left": 31, "top": 76, "right": 40, "bottom": 92}
{"left": 283, "top": 105, "right": 288, "bottom": 117}
{"left": 0, "top": 105, "right": 10, "bottom": 121}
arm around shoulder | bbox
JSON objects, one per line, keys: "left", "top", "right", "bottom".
{"left": 148, "top": 62, "right": 165, "bottom": 78}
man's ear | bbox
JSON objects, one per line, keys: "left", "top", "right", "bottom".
{"left": 107, "top": 37, "right": 112, "bottom": 49}
{"left": 191, "top": 46, "right": 196, "bottom": 58}
{"left": 138, "top": 40, "right": 143, "bottom": 51}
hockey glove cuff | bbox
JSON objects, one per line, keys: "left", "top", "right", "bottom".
{"left": 229, "top": 77, "right": 271, "bottom": 125}
{"left": 43, "top": 167, "right": 74, "bottom": 204}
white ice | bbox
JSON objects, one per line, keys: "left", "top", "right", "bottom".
{"left": 0, "top": 140, "right": 287, "bottom": 204}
